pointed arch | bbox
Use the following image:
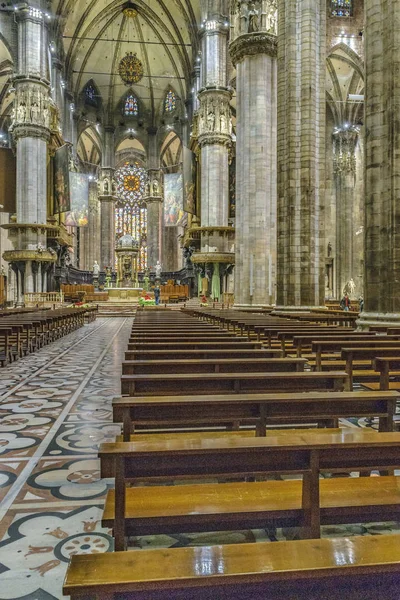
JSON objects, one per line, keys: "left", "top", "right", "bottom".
{"left": 116, "top": 89, "right": 141, "bottom": 118}
{"left": 82, "top": 79, "right": 102, "bottom": 108}
{"left": 161, "top": 130, "right": 182, "bottom": 169}
{"left": 160, "top": 84, "right": 181, "bottom": 117}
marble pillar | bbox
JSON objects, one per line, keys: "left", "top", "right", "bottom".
{"left": 230, "top": 1, "right": 277, "bottom": 308}
{"left": 333, "top": 128, "right": 360, "bottom": 299}
{"left": 197, "top": 8, "right": 231, "bottom": 254}
{"left": 99, "top": 127, "right": 117, "bottom": 270}
{"left": 145, "top": 130, "right": 163, "bottom": 271}
{"left": 145, "top": 171, "right": 163, "bottom": 270}
{"left": 359, "top": 0, "right": 400, "bottom": 326}
{"left": 276, "top": 0, "right": 326, "bottom": 310}
{"left": 88, "top": 181, "right": 101, "bottom": 270}
{"left": 3, "top": 3, "right": 56, "bottom": 301}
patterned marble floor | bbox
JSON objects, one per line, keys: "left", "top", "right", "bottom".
{"left": 0, "top": 318, "right": 398, "bottom": 599}
{"left": 0, "top": 317, "right": 132, "bottom": 600}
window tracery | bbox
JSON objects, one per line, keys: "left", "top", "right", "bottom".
{"left": 331, "top": 0, "right": 353, "bottom": 17}
{"left": 115, "top": 162, "right": 147, "bottom": 270}
{"left": 84, "top": 83, "right": 98, "bottom": 107}
{"left": 164, "top": 90, "right": 177, "bottom": 113}
{"left": 124, "top": 94, "right": 139, "bottom": 116}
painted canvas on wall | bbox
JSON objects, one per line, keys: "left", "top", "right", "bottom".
{"left": 54, "top": 144, "right": 71, "bottom": 214}
{"left": 183, "top": 146, "right": 196, "bottom": 215}
{"left": 66, "top": 172, "right": 89, "bottom": 227}
{"left": 164, "top": 172, "right": 184, "bottom": 226}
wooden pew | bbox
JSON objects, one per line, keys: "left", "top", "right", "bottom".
{"left": 341, "top": 348, "right": 400, "bottom": 390}
{"left": 371, "top": 357, "right": 400, "bottom": 391}
{"left": 292, "top": 334, "right": 389, "bottom": 361}
{"left": 125, "top": 348, "right": 283, "bottom": 361}
{"left": 99, "top": 430, "right": 400, "bottom": 549}
{"left": 127, "top": 341, "right": 264, "bottom": 351}
{"left": 122, "top": 357, "right": 307, "bottom": 375}
{"left": 64, "top": 533, "right": 400, "bottom": 600}
{"left": 113, "top": 390, "right": 399, "bottom": 442}
{"left": 309, "top": 338, "right": 400, "bottom": 371}
{"left": 120, "top": 371, "right": 348, "bottom": 396}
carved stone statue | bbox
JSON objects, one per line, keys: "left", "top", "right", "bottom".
{"left": 112, "top": 180, "right": 117, "bottom": 195}
{"left": 343, "top": 278, "right": 356, "bottom": 297}
{"left": 248, "top": 2, "right": 260, "bottom": 32}
{"left": 30, "top": 102, "right": 39, "bottom": 124}
{"left": 155, "top": 261, "right": 162, "bottom": 278}
{"left": 220, "top": 108, "right": 228, "bottom": 133}
{"left": 17, "top": 103, "right": 26, "bottom": 123}
{"left": 145, "top": 181, "right": 151, "bottom": 196}
{"left": 153, "top": 180, "right": 159, "bottom": 195}
{"left": 198, "top": 111, "right": 205, "bottom": 134}
{"left": 207, "top": 109, "right": 215, "bottom": 132}
{"left": 239, "top": 1, "right": 249, "bottom": 34}
{"left": 93, "top": 261, "right": 100, "bottom": 276}
{"left": 104, "top": 179, "right": 109, "bottom": 194}
{"left": 43, "top": 104, "right": 50, "bottom": 128}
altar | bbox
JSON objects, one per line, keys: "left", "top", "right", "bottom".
{"left": 107, "top": 288, "right": 143, "bottom": 302}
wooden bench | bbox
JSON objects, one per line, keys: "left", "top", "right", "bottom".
{"left": 341, "top": 348, "right": 400, "bottom": 390}
{"left": 120, "top": 371, "right": 348, "bottom": 396}
{"left": 121, "top": 357, "right": 307, "bottom": 375}
{"left": 99, "top": 430, "right": 400, "bottom": 549}
{"left": 370, "top": 357, "right": 400, "bottom": 391}
{"left": 310, "top": 338, "right": 400, "bottom": 371}
{"left": 125, "top": 348, "right": 283, "bottom": 361}
{"left": 113, "top": 390, "right": 399, "bottom": 442}
{"left": 127, "top": 341, "right": 264, "bottom": 351}
{"left": 64, "top": 533, "right": 400, "bottom": 600}
{"left": 292, "top": 334, "right": 389, "bottom": 361}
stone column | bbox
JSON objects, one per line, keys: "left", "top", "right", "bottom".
{"left": 3, "top": 3, "right": 56, "bottom": 299}
{"left": 192, "top": 4, "right": 233, "bottom": 290}
{"left": 144, "top": 129, "right": 163, "bottom": 271}
{"left": 276, "top": 0, "right": 326, "bottom": 310}
{"left": 99, "top": 126, "right": 117, "bottom": 270}
{"left": 51, "top": 56, "right": 64, "bottom": 134}
{"left": 333, "top": 127, "right": 359, "bottom": 299}
{"left": 144, "top": 169, "right": 163, "bottom": 270}
{"left": 88, "top": 181, "right": 101, "bottom": 270}
{"left": 230, "top": 1, "right": 277, "bottom": 308}
{"left": 359, "top": 0, "right": 400, "bottom": 327}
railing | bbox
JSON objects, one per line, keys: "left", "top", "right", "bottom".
{"left": 25, "top": 292, "right": 64, "bottom": 305}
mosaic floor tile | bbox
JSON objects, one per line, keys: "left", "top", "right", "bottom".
{"left": 0, "top": 317, "right": 132, "bottom": 599}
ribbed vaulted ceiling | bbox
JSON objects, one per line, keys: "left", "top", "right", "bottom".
{"left": 51, "top": 0, "right": 200, "bottom": 117}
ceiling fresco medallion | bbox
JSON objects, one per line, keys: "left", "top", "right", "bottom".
{"left": 119, "top": 52, "right": 144, "bottom": 85}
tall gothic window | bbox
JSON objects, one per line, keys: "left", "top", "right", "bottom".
{"left": 124, "top": 94, "right": 139, "bottom": 116}
{"left": 331, "top": 0, "right": 353, "bottom": 17}
{"left": 85, "top": 83, "right": 98, "bottom": 107}
{"left": 115, "top": 162, "right": 147, "bottom": 270}
{"left": 164, "top": 89, "right": 176, "bottom": 113}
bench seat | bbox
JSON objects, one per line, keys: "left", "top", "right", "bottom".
{"left": 116, "top": 427, "right": 342, "bottom": 443}
{"left": 363, "top": 382, "right": 400, "bottom": 390}
{"left": 102, "top": 475, "right": 400, "bottom": 536}
{"left": 63, "top": 534, "right": 400, "bottom": 600}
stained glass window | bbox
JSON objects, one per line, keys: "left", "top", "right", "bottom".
{"left": 85, "top": 83, "right": 98, "bottom": 107}
{"left": 124, "top": 94, "right": 139, "bottom": 116}
{"left": 115, "top": 162, "right": 148, "bottom": 270}
{"left": 164, "top": 89, "right": 176, "bottom": 113}
{"left": 331, "top": 0, "right": 353, "bottom": 17}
